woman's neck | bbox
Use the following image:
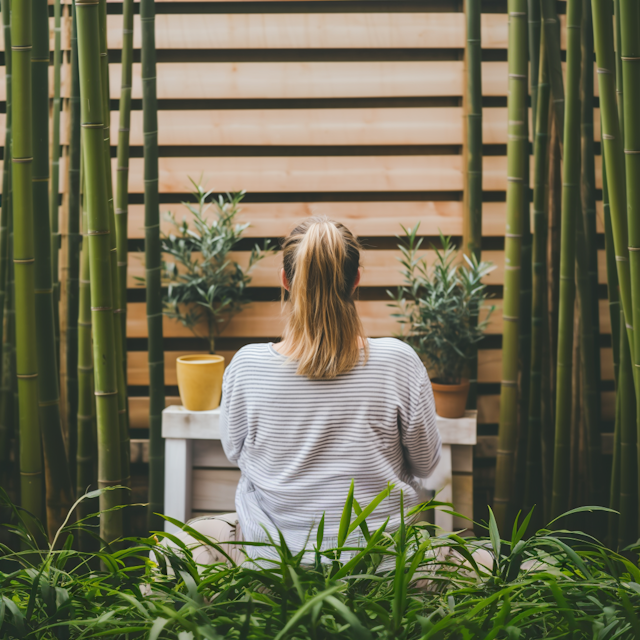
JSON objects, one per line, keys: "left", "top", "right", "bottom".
{"left": 272, "top": 336, "right": 367, "bottom": 356}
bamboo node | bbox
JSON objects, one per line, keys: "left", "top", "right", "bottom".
{"left": 627, "top": 323, "right": 633, "bottom": 329}
{"left": 38, "top": 399, "right": 59, "bottom": 408}
{"left": 144, "top": 223, "right": 161, "bottom": 230}
{"left": 505, "top": 266, "right": 521, "bottom": 271}
{"left": 503, "top": 315, "right": 519, "bottom": 322}
{"left": 507, "top": 177, "right": 523, "bottom": 183}
{"left": 500, "top": 380, "right": 518, "bottom": 387}
{"left": 13, "top": 258, "right": 35, "bottom": 264}
{"left": 20, "top": 471, "right": 42, "bottom": 477}
{"left": 78, "top": 365, "right": 94, "bottom": 371}
{"left": 87, "top": 230, "right": 110, "bottom": 236}
{"left": 603, "top": 134, "right": 615, "bottom": 140}
{"left": 91, "top": 306, "right": 112, "bottom": 311}
{"left": 81, "top": 123, "right": 103, "bottom": 129}
{"left": 624, "top": 150, "right": 640, "bottom": 154}
{"left": 596, "top": 68, "right": 613, "bottom": 74}
{"left": 508, "top": 74, "right": 526, "bottom": 79}
{"left": 147, "top": 312, "right": 164, "bottom": 319}
{"left": 12, "top": 157, "right": 33, "bottom": 164}
{"left": 628, "top": 247, "right": 640, "bottom": 252}
{"left": 621, "top": 57, "right": 640, "bottom": 61}
{"left": 117, "top": 261, "right": 127, "bottom": 267}
{"left": 17, "top": 373, "right": 38, "bottom": 379}
{"left": 615, "top": 256, "right": 629, "bottom": 262}
{"left": 505, "top": 233, "right": 522, "bottom": 239}
{"left": 11, "top": 45, "right": 32, "bottom": 51}
{"left": 114, "top": 309, "right": 124, "bottom": 314}
{"left": 115, "top": 209, "right": 127, "bottom": 215}
{"left": 95, "top": 390, "right": 118, "bottom": 397}
{"left": 98, "top": 479, "right": 123, "bottom": 486}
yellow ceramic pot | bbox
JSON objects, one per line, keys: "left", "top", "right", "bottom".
{"left": 176, "top": 354, "right": 225, "bottom": 411}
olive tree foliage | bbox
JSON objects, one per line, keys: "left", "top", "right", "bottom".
{"left": 161, "top": 183, "right": 273, "bottom": 353}
{"left": 390, "top": 225, "right": 495, "bottom": 385}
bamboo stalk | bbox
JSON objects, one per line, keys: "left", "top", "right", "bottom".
{"left": 540, "top": 0, "right": 564, "bottom": 144}
{"left": 76, "top": 0, "right": 123, "bottom": 543}
{"left": 494, "top": 0, "right": 528, "bottom": 531}
{"left": 115, "top": 0, "right": 133, "bottom": 354}
{"left": 0, "top": 0, "right": 11, "bottom": 490}
{"left": 66, "top": 0, "right": 81, "bottom": 485}
{"left": 98, "top": 0, "right": 130, "bottom": 505}
{"left": 618, "top": 310, "right": 637, "bottom": 547}
{"left": 463, "top": 0, "right": 482, "bottom": 410}
{"left": 528, "top": 0, "right": 541, "bottom": 140}
{"left": 12, "top": 0, "right": 43, "bottom": 524}
{"left": 618, "top": 0, "right": 640, "bottom": 530}
{"left": 592, "top": 0, "right": 633, "bottom": 356}
{"left": 142, "top": 0, "right": 165, "bottom": 531}
{"left": 50, "top": 0, "right": 62, "bottom": 365}
{"left": 32, "top": 0, "right": 74, "bottom": 537}
{"left": 614, "top": 0, "right": 623, "bottom": 135}
{"left": 608, "top": 388, "right": 621, "bottom": 546}
{"left": 580, "top": 0, "right": 601, "bottom": 393}
{"left": 77, "top": 206, "right": 97, "bottom": 546}
{"left": 524, "top": 32, "right": 550, "bottom": 526}
{"left": 603, "top": 162, "right": 620, "bottom": 384}
{"left": 551, "top": 0, "right": 582, "bottom": 520}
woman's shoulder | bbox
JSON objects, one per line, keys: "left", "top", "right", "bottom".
{"left": 367, "top": 338, "right": 425, "bottom": 370}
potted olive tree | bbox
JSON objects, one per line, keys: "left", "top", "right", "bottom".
{"left": 162, "top": 182, "right": 272, "bottom": 411}
{"left": 389, "top": 225, "right": 494, "bottom": 418}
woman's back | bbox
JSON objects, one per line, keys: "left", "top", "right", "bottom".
{"left": 220, "top": 336, "right": 441, "bottom": 561}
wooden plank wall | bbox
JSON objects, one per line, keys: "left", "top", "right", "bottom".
{"left": 39, "top": 0, "right": 609, "bottom": 520}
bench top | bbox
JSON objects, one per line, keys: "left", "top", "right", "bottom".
{"left": 162, "top": 405, "right": 477, "bottom": 445}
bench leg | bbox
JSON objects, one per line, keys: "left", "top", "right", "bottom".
{"left": 164, "top": 438, "right": 192, "bottom": 534}
{"left": 423, "top": 444, "right": 453, "bottom": 532}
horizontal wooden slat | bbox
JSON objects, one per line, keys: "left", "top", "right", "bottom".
{"left": 127, "top": 298, "right": 611, "bottom": 340}
{"left": 126, "top": 202, "right": 510, "bottom": 239}
{"left": 103, "top": 61, "right": 507, "bottom": 100}
{"left": 128, "top": 346, "right": 614, "bottom": 387}
{"left": 129, "top": 395, "right": 181, "bottom": 429}
{"left": 478, "top": 391, "right": 615, "bottom": 425}
{"left": 110, "top": 155, "right": 603, "bottom": 195}
{"left": 127, "top": 248, "right": 609, "bottom": 289}
{"left": 193, "top": 441, "right": 237, "bottom": 469}
{"left": 112, "top": 107, "right": 509, "bottom": 147}
{"left": 192, "top": 469, "right": 240, "bottom": 512}
{"left": 107, "top": 13, "right": 510, "bottom": 50}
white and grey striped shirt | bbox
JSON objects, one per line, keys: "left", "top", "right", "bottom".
{"left": 219, "top": 337, "right": 441, "bottom": 562}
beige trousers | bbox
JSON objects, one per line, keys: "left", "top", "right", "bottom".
{"left": 163, "top": 512, "right": 245, "bottom": 566}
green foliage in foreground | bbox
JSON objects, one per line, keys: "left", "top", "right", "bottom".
{"left": 0, "top": 488, "right": 639, "bottom": 639}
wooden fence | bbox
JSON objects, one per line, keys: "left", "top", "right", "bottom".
{"left": 20, "top": 0, "right": 610, "bottom": 518}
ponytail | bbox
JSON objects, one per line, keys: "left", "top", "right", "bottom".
{"left": 281, "top": 217, "right": 368, "bottom": 379}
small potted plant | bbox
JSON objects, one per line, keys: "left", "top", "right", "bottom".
{"left": 162, "top": 181, "right": 273, "bottom": 411}
{"left": 389, "top": 224, "right": 494, "bottom": 418}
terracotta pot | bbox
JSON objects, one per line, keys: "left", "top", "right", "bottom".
{"left": 176, "top": 354, "right": 225, "bottom": 411}
{"left": 431, "top": 379, "right": 470, "bottom": 419}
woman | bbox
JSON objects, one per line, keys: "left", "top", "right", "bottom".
{"left": 173, "top": 217, "right": 441, "bottom": 566}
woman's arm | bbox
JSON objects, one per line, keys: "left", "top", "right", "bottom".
{"left": 219, "top": 363, "right": 247, "bottom": 464}
{"left": 399, "top": 368, "right": 442, "bottom": 479}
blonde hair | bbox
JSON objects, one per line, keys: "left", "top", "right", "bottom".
{"left": 281, "top": 217, "right": 368, "bottom": 379}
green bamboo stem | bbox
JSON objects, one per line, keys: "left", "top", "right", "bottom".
{"left": 580, "top": 0, "right": 601, "bottom": 390}
{"left": 551, "top": 0, "right": 582, "bottom": 520}
{"left": 115, "top": 0, "right": 133, "bottom": 353}
{"left": 142, "top": 0, "right": 165, "bottom": 531}
{"left": 77, "top": 207, "right": 97, "bottom": 544}
{"left": 618, "top": 310, "right": 637, "bottom": 547}
{"left": 0, "top": 0, "right": 11, "bottom": 486}
{"left": 98, "top": 0, "right": 130, "bottom": 503}
{"left": 76, "top": 0, "right": 123, "bottom": 543}
{"left": 494, "top": 0, "right": 527, "bottom": 531}
{"left": 50, "top": 0, "right": 62, "bottom": 364}
{"left": 524, "top": 33, "right": 550, "bottom": 525}
{"left": 463, "top": 0, "right": 482, "bottom": 410}
{"left": 614, "top": 0, "right": 623, "bottom": 136}
{"left": 528, "top": 0, "right": 541, "bottom": 140}
{"left": 66, "top": 0, "right": 81, "bottom": 485}
{"left": 592, "top": 0, "right": 633, "bottom": 358}
{"left": 608, "top": 387, "right": 621, "bottom": 545}
{"left": 11, "top": 0, "right": 43, "bottom": 524}
{"left": 603, "top": 163, "right": 620, "bottom": 384}
{"left": 618, "top": 0, "right": 640, "bottom": 531}
{"left": 32, "top": 0, "right": 74, "bottom": 537}
{"left": 540, "top": 0, "right": 565, "bottom": 145}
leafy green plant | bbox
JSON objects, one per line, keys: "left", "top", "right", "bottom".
{"left": 389, "top": 225, "right": 495, "bottom": 385}
{"left": 161, "top": 183, "right": 273, "bottom": 353}
{"left": 0, "top": 486, "right": 637, "bottom": 640}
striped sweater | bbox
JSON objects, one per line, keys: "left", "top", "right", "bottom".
{"left": 219, "top": 337, "right": 441, "bottom": 562}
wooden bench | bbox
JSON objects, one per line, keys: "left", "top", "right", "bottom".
{"left": 162, "top": 405, "right": 477, "bottom": 535}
